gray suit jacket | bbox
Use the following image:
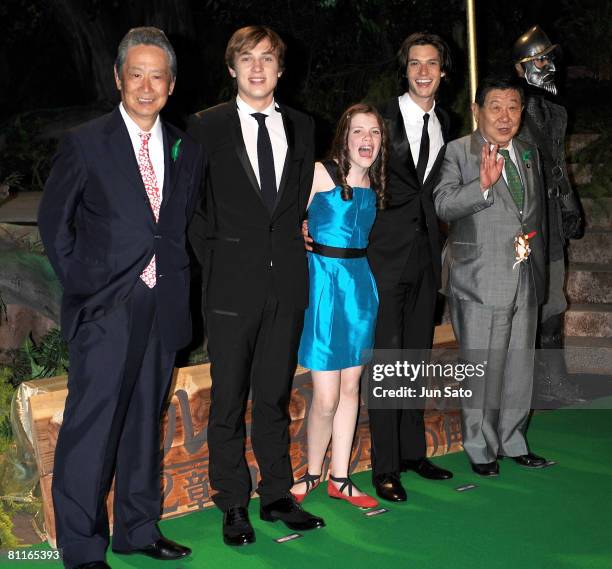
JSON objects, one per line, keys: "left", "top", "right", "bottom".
{"left": 433, "top": 131, "right": 547, "bottom": 308}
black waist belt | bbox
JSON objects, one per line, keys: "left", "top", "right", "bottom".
{"left": 311, "top": 241, "right": 367, "bottom": 259}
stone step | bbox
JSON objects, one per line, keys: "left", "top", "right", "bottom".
{"left": 564, "top": 303, "right": 612, "bottom": 338}
{"left": 566, "top": 263, "right": 612, "bottom": 304}
{"left": 565, "top": 336, "right": 612, "bottom": 376}
{"left": 580, "top": 198, "right": 612, "bottom": 230}
{"left": 568, "top": 229, "right": 612, "bottom": 264}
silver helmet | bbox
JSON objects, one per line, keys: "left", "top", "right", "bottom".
{"left": 513, "top": 25, "right": 560, "bottom": 95}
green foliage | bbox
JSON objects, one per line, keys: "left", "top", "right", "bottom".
{"left": 0, "top": 367, "right": 13, "bottom": 454}
{"left": 185, "top": 345, "right": 209, "bottom": 366}
{"left": 2, "top": 329, "right": 69, "bottom": 389}
{"left": 363, "top": 71, "right": 399, "bottom": 106}
{"left": 0, "top": 503, "right": 18, "bottom": 548}
{"left": 0, "top": 328, "right": 67, "bottom": 547}
{"left": 1, "top": 115, "right": 57, "bottom": 192}
{"left": 0, "top": 447, "right": 40, "bottom": 548}
{"left": 21, "top": 330, "right": 69, "bottom": 382}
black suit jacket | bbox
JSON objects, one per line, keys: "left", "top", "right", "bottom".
{"left": 38, "top": 108, "right": 203, "bottom": 351}
{"left": 186, "top": 101, "right": 315, "bottom": 314}
{"left": 368, "top": 97, "right": 450, "bottom": 290}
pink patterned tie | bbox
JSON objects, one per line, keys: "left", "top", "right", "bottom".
{"left": 137, "top": 132, "right": 161, "bottom": 288}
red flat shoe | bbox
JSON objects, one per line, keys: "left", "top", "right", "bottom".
{"left": 327, "top": 475, "right": 379, "bottom": 509}
{"left": 290, "top": 472, "right": 321, "bottom": 504}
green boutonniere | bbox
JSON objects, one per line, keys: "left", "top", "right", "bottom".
{"left": 171, "top": 138, "right": 182, "bottom": 162}
{"left": 522, "top": 150, "right": 532, "bottom": 162}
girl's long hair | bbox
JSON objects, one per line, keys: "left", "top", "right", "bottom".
{"left": 329, "top": 103, "right": 389, "bottom": 209}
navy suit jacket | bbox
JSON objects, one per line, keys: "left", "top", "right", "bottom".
{"left": 38, "top": 107, "right": 203, "bottom": 351}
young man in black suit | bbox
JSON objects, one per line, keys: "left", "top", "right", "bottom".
{"left": 38, "top": 27, "right": 201, "bottom": 569}
{"left": 187, "top": 25, "right": 324, "bottom": 547}
{"left": 367, "top": 32, "right": 455, "bottom": 502}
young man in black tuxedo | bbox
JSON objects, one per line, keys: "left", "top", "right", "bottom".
{"left": 187, "top": 26, "right": 324, "bottom": 546}
{"left": 38, "top": 27, "right": 200, "bottom": 569}
{"left": 367, "top": 32, "right": 455, "bottom": 502}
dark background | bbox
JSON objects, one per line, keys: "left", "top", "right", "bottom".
{"left": 0, "top": 0, "right": 610, "bottom": 191}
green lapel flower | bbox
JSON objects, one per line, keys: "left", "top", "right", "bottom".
{"left": 521, "top": 149, "right": 532, "bottom": 162}
{"left": 171, "top": 138, "right": 182, "bottom": 162}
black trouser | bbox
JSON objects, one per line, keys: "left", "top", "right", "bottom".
{"left": 206, "top": 294, "right": 304, "bottom": 511}
{"left": 368, "top": 232, "right": 436, "bottom": 477}
{"left": 53, "top": 281, "right": 175, "bottom": 569}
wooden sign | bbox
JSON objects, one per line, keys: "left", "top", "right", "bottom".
{"left": 27, "top": 356, "right": 462, "bottom": 546}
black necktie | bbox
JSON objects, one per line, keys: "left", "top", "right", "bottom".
{"left": 416, "top": 112, "right": 430, "bottom": 184}
{"left": 251, "top": 112, "right": 277, "bottom": 213}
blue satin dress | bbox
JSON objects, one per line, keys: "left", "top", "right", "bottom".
{"left": 298, "top": 186, "right": 378, "bottom": 371}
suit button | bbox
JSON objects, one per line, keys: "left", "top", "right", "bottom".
{"left": 270, "top": 225, "right": 276, "bottom": 232}
{"left": 158, "top": 274, "right": 164, "bottom": 278}
{"left": 411, "top": 217, "right": 419, "bottom": 222}
{"left": 154, "top": 234, "right": 162, "bottom": 239}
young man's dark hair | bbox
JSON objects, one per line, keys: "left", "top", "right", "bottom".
{"left": 397, "top": 32, "right": 452, "bottom": 82}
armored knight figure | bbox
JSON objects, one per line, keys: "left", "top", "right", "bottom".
{"left": 513, "top": 25, "right": 584, "bottom": 405}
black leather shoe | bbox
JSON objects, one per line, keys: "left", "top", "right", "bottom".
{"left": 470, "top": 461, "right": 499, "bottom": 476}
{"left": 512, "top": 452, "right": 547, "bottom": 468}
{"left": 373, "top": 473, "right": 407, "bottom": 502}
{"left": 74, "top": 563, "right": 111, "bottom": 569}
{"left": 401, "top": 458, "right": 453, "bottom": 480}
{"left": 223, "top": 506, "right": 256, "bottom": 546}
{"left": 260, "top": 494, "right": 325, "bottom": 531}
{"left": 114, "top": 536, "right": 191, "bottom": 560}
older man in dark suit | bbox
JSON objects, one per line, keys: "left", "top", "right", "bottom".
{"left": 38, "top": 27, "right": 201, "bottom": 569}
{"left": 187, "top": 25, "right": 324, "bottom": 547}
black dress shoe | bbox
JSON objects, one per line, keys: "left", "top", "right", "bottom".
{"left": 114, "top": 536, "right": 191, "bottom": 560}
{"left": 373, "top": 473, "right": 407, "bottom": 502}
{"left": 74, "top": 563, "right": 111, "bottom": 569}
{"left": 470, "top": 461, "right": 499, "bottom": 477}
{"left": 223, "top": 506, "right": 256, "bottom": 546}
{"left": 401, "top": 458, "right": 454, "bottom": 480}
{"left": 512, "top": 452, "right": 547, "bottom": 468}
{"left": 260, "top": 494, "right": 325, "bottom": 531}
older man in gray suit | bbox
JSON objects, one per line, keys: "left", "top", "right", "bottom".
{"left": 434, "top": 77, "right": 548, "bottom": 476}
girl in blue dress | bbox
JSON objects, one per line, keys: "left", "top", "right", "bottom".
{"left": 292, "top": 103, "right": 388, "bottom": 508}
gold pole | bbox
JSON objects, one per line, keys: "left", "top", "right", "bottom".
{"left": 466, "top": 0, "right": 478, "bottom": 130}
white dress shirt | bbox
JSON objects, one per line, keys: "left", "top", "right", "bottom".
{"left": 236, "top": 95, "right": 287, "bottom": 190}
{"left": 119, "top": 103, "right": 165, "bottom": 198}
{"left": 398, "top": 92, "right": 444, "bottom": 182}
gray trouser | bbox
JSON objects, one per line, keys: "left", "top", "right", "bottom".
{"left": 448, "top": 267, "right": 538, "bottom": 464}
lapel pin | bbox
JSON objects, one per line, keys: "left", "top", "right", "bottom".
{"left": 521, "top": 149, "right": 532, "bottom": 168}
{"left": 171, "top": 138, "right": 182, "bottom": 162}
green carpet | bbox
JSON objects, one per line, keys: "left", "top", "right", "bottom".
{"left": 13, "top": 403, "right": 612, "bottom": 569}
